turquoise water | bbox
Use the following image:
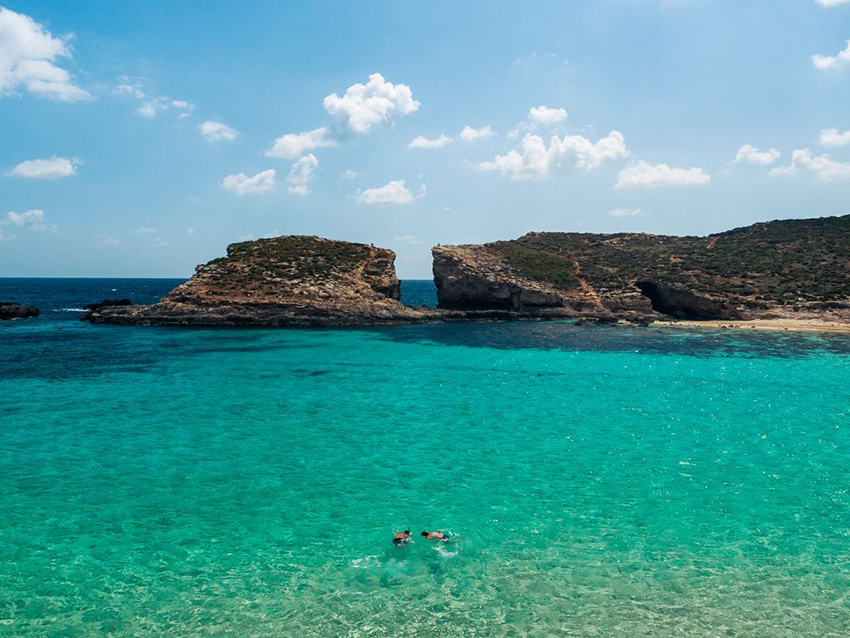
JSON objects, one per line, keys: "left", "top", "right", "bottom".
{"left": 2, "top": 280, "right": 850, "bottom": 636}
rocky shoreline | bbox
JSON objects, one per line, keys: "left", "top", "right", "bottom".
{"left": 81, "top": 215, "right": 850, "bottom": 329}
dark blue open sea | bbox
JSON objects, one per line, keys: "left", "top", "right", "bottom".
{"left": 2, "top": 278, "right": 850, "bottom": 636}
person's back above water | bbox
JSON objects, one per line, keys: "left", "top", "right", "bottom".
{"left": 421, "top": 530, "right": 452, "bottom": 542}
{"left": 392, "top": 530, "right": 412, "bottom": 546}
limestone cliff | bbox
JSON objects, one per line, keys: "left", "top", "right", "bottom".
{"left": 84, "top": 236, "right": 432, "bottom": 326}
{"left": 433, "top": 215, "right": 850, "bottom": 322}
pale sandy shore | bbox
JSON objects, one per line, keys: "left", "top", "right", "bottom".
{"left": 654, "top": 318, "right": 850, "bottom": 334}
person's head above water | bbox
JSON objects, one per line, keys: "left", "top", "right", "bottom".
{"left": 420, "top": 531, "right": 429, "bottom": 536}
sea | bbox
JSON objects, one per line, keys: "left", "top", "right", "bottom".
{"left": 1, "top": 278, "right": 850, "bottom": 637}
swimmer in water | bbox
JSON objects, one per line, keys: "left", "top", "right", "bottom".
{"left": 392, "top": 530, "right": 412, "bottom": 546}
{"left": 421, "top": 530, "right": 452, "bottom": 542}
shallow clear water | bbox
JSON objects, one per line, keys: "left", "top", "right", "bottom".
{"left": 2, "top": 279, "right": 850, "bottom": 636}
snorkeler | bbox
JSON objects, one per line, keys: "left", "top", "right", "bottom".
{"left": 421, "top": 530, "right": 453, "bottom": 542}
{"left": 392, "top": 530, "right": 412, "bottom": 546}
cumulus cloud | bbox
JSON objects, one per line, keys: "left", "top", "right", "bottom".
{"left": 616, "top": 161, "right": 710, "bottom": 188}
{"left": 0, "top": 7, "right": 91, "bottom": 101}
{"left": 769, "top": 148, "right": 850, "bottom": 181}
{"left": 479, "top": 131, "right": 628, "bottom": 179}
{"left": 609, "top": 207, "right": 644, "bottom": 217}
{"left": 819, "top": 128, "right": 850, "bottom": 147}
{"left": 357, "top": 179, "right": 415, "bottom": 205}
{"left": 732, "top": 144, "right": 780, "bottom": 165}
{"left": 459, "top": 125, "right": 493, "bottom": 141}
{"left": 815, "top": 0, "right": 850, "bottom": 6}
{"left": 527, "top": 106, "right": 568, "bottom": 127}
{"left": 198, "top": 120, "right": 238, "bottom": 142}
{"left": 812, "top": 40, "right": 850, "bottom": 70}
{"left": 323, "top": 73, "right": 420, "bottom": 134}
{"left": 6, "top": 156, "right": 79, "bottom": 179}
{"left": 266, "top": 127, "right": 336, "bottom": 159}
{"left": 221, "top": 169, "right": 276, "bottom": 195}
{"left": 408, "top": 134, "right": 452, "bottom": 149}
{"left": 340, "top": 169, "right": 358, "bottom": 179}
{"left": 286, "top": 154, "right": 318, "bottom": 195}
{"left": 2, "top": 209, "right": 56, "bottom": 233}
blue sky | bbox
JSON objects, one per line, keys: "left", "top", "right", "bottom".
{"left": 1, "top": 0, "right": 849, "bottom": 278}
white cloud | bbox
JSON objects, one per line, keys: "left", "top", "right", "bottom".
{"left": 221, "top": 169, "right": 276, "bottom": 195}
{"left": 187, "top": 228, "right": 195, "bottom": 235}
{"left": 815, "top": 0, "right": 850, "bottom": 6}
{"left": 6, "top": 156, "right": 79, "bottom": 179}
{"left": 2, "top": 209, "right": 57, "bottom": 232}
{"left": 340, "top": 169, "right": 358, "bottom": 179}
{"left": 136, "top": 95, "right": 194, "bottom": 118}
{"left": 819, "top": 128, "right": 850, "bottom": 147}
{"left": 134, "top": 226, "right": 157, "bottom": 234}
{"left": 394, "top": 234, "right": 422, "bottom": 244}
{"left": 286, "top": 154, "right": 318, "bottom": 195}
{"left": 96, "top": 236, "right": 120, "bottom": 248}
{"left": 198, "top": 120, "right": 238, "bottom": 142}
{"left": 357, "top": 179, "right": 415, "bottom": 205}
{"left": 616, "top": 161, "right": 710, "bottom": 188}
{"left": 0, "top": 7, "right": 91, "bottom": 101}
{"left": 528, "top": 106, "right": 568, "bottom": 127}
{"left": 266, "top": 126, "right": 336, "bottom": 159}
{"left": 323, "top": 73, "right": 420, "bottom": 134}
{"left": 115, "top": 82, "right": 194, "bottom": 118}
{"left": 479, "top": 131, "right": 628, "bottom": 179}
{"left": 115, "top": 84, "right": 145, "bottom": 99}
{"left": 769, "top": 148, "right": 850, "bottom": 181}
{"left": 812, "top": 40, "right": 850, "bottom": 70}
{"left": 609, "top": 207, "right": 644, "bottom": 217}
{"left": 408, "top": 134, "right": 452, "bottom": 149}
{"left": 732, "top": 144, "right": 780, "bottom": 165}
{"left": 459, "top": 125, "right": 493, "bottom": 141}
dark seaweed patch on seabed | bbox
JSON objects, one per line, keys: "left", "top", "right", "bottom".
{"left": 365, "top": 321, "right": 850, "bottom": 359}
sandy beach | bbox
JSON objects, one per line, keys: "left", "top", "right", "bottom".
{"left": 656, "top": 318, "right": 850, "bottom": 334}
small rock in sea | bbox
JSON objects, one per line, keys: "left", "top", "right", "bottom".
{"left": 0, "top": 303, "right": 40, "bottom": 321}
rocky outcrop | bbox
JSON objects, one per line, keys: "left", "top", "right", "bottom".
{"left": 432, "top": 215, "right": 850, "bottom": 323}
{"left": 84, "top": 236, "right": 436, "bottom": 327}
{"left": 84, "top": 299, "right": 132, "bottom": 312}
{"left": 432, "top": 246, "right": 601, "bottom": 317}
{"left": 635, "top": 280, "right": 743, "bottom": 320}
{"left": 0, "top": 303, "right": 40, "bottom": 320}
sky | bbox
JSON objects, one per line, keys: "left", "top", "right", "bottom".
{"left": 1, "top": 0, "right": 849, "bottom": 278}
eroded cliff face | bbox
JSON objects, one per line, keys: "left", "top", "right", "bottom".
{"left": 432, "top": 215, "right": 850, "bottom": 322}
{"left": 85, "top": 236, "right": 430, "bottom": 326}
{"left": 432, "top": 246, "right": 605, "bottom": 315}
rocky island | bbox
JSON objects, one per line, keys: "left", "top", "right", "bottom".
{"left": 84, "top": 215, "right": 850, "bottom": 328}
{"left": 434, "top": 214, "right": 850, "bottom": 324}
{"left": 84, "top": 236, "right": 435, "bottom": 326}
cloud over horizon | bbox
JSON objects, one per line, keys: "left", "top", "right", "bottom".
{"left": 616, "top": 161, "right": 710, "bottom": 188}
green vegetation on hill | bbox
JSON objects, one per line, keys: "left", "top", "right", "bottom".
{"left": 490, "top": 215, "right": 850, "bottom": 306}
{"left": 203, "top": 236, "right": 376, "bottom": 289}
